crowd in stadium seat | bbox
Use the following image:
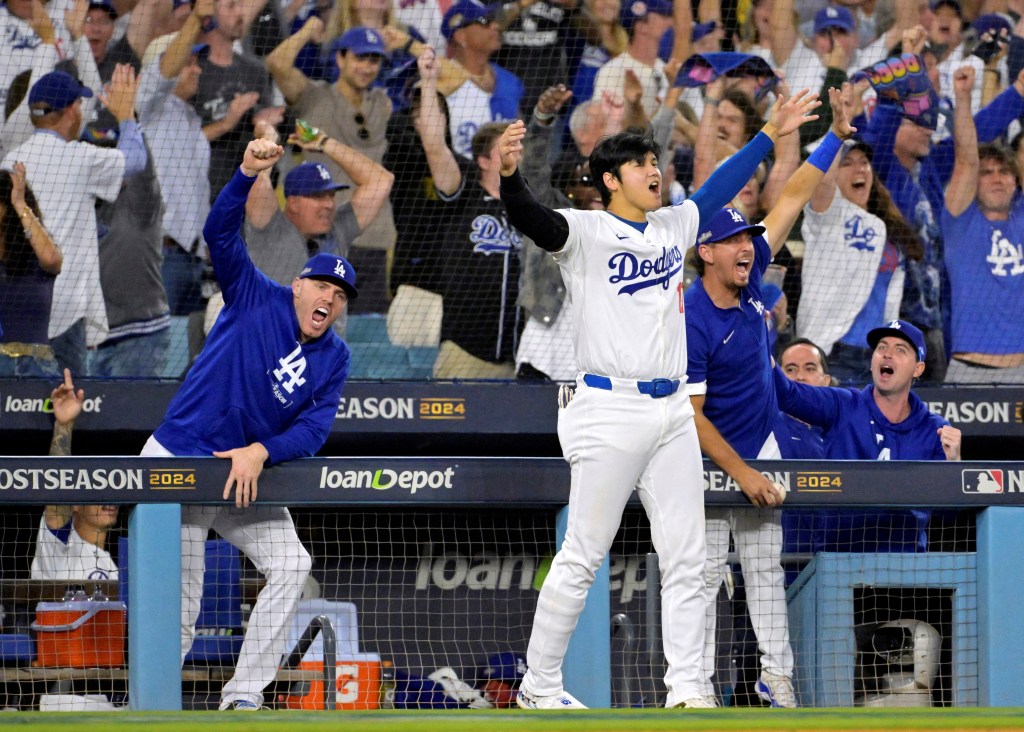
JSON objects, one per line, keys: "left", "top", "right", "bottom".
{"left": 0, "top": 0, "right": 1022, "bottom": 383}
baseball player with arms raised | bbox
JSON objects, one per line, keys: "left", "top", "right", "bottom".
{"left": 140, "top": 137, "right": 357, "bottom": 711}
{"left": 498, "top": 89, "right": 820, "bottom": 710}
{"left": 685, "top": 88, "right": 856, "bottom": 708}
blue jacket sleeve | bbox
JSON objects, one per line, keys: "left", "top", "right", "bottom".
{"left": 261, "top": 347, "right": 350, "bottom": 464}
{"left": 203, "top": 168, "right": 274, "bottom": 308}
{"left": 862, "top": 103, "right": 903, "bottom": 186}
{"left": 773, "top": 366, "right": 841, "bottom": 429}
{"left": 689, "top": 131, "right": 774, "bottom": 228}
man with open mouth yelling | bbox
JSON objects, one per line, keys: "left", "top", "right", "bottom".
{"left": 139, "top": 137, "right": 356, "bottom": 712}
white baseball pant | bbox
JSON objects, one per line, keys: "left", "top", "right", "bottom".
{"left": 141, "top": 436, "right": 312, "bottom": 709}
{"left": 521, "top": 383, "right": 707, "bottom": 706}
{"left": 701, "top": 434, "right": 793, "bottom": 696}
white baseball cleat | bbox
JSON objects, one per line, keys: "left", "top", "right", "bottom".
{"left": 673, "top": 696, "right": 718, "bottom": 708}
{"left": 756, "top": 671, "right": 798, "bottom": 708}
{"left": 516, "top": 687, "right": 588, "bottom": 709}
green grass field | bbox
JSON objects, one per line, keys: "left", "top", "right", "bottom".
{"left": 3, "top": 708, "right": 1024, "bottom": 732}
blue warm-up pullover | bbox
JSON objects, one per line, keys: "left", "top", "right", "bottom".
{"left": 773, "top": 367, "right": 947, "bottom": 460}
{"left": 153, "top": 169, "right": 351, "bottom": 464}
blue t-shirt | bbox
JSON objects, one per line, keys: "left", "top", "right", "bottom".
{"left": 153, "top": 169, "right": 351, "bottom": 464}
{"left": 773, "top": 367, "right": 947, "bottom": 460}
{"left": 941, "top": 198, "right": 1024, "bottom": 354}
{"left": 686, "top": 233, "right": 778, "bottom": 458}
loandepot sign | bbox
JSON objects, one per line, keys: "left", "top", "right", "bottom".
{"left": 319, "top": 466, "right": 456, "bottom": 494}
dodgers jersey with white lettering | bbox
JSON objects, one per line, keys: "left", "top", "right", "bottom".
{"left": 554, "top": 201, "right": 698, "bottom": 380}
{"left": 153, "top": 169, "right": 350, "bottom": 464}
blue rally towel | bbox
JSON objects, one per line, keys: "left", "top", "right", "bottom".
{"left": 851, "top": 53, "right": 940, "bottom": 130}
{"left": 675, "top": 52, "right": 779, "bottom": 100}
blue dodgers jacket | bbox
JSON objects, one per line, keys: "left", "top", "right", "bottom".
{"left": 772, "top": 367, "right": 947, "bottom": 461}
{"left": 154, "top": 169, "right": 350, "bottom": 464}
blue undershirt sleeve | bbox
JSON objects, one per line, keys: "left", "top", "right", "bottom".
{"left": 689, "top": 131, "right": 775, "bottom": 228}
{"left": 116, "top": 120, "right": 147, "bottom": 178}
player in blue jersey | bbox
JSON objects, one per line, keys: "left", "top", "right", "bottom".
{"left": 774, "top": 319, "right": 961, "bottom": 461}
{"left": 498, "top": 89, "right": 820, "bottom": 709}
{"left": 685, "top": 88, "right": 855, "bottom": 708}
{"left": 140, "top": 137, "right": 356, "bottom": 711}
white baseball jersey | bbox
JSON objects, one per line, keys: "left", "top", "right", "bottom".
{"left": 798, "top": 195, "right": 903, "bottom": 357}
{"left": 30, "top": 516, "right": 118, "bottom": 581}
{"left": 553, "top": 201, "right": 698, "bottom": 380}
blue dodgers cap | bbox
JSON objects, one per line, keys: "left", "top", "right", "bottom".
{"left": 284, "top": 162, "right": 350, "bottom": 198}
{"left": 441, "top": 0, "right": 499, "bottom": 40}
{"left": 697, "top": 207, "right": 766, "bottom": 246}
{"left": 692, "top": 20, "right": 717, "bottom": 42}
{"left": 930, "top": 0, "right": 963, "bottom": 17}
{"left": 299, "top": 253, "right": 359, "bottom": 299}
{"left": 621, "top": 0, "right": 673, "bottom": 30}
{"left": 88, "top": 0, "right": 117, "bottom": 19}
{"left": 28, "top": 71, "right": 93, "bottom": 114}
{"left": 330, "top": 26, "right": 386, "bottom": 56}
{"left": 477, "top": 652, "right": 526, "bottom": 686}
{"left": 813, "top": 5, "right": 855, "bottom": 34}
{"left": 867, "top": 319, "right": 926, "bottom": 361}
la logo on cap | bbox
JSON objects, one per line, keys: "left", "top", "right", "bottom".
{"left": 334, "top": 260, "right": 346, "bottom": 278}
{"left": 889, "top": 320, "right": 901, "bottom": 329}
{"left": 317, "top": 165, "right": 331, "bottom": 181}
{"left": 729, "top": 209, "right": 744, "bottom": 222}
{"left": 827, "top": 6, "right": 838, "bottom": 16}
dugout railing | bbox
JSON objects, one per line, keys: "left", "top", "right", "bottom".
{"left": 0, "top": 457, "right": 1022, "bottom": 710}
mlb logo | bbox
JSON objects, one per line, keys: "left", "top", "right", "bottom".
{"left": 962, "top": 469, "right": 1003, "bottom": 494}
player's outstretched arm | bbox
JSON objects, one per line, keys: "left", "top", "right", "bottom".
{"left": 499, "top": 121, "right": 571, "bottom": 253}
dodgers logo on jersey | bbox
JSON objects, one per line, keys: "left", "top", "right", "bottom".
{"left": 986, "top": 229, "right": 1024, "bottom": 277}
{"left": 470, "top": 214, "right": 521, "bottom": 254}
{"left": 269, "top": 344, "right": 307, "bottom": 407}
{"left": 844, "top": 213, "right": 878, "bottom": 252}
{"left": 962, "top": 468, "right": 1004, "bottom": 494}
{"left": 607, "top": 246, "right": 683, "bottom": 295}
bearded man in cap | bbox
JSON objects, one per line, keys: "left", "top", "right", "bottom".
{"left": 140, "top": 137, "right": 358, "bottom": 711}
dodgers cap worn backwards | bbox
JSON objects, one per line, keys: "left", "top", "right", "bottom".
{"left": 284, "top": 162, "right": 350, "bottom": 198}
{"left": 476, "top": 652, "right": 526, "bottom": 686}
{"left": 813, "top": 5, "right": 855, "bottom": 34}
{"left": 621, "top": 0, "right": 673, "bottom": 30}
{"left": 697, "top": 207, "right": 766, "bottom": 246}
{"left": 867, "top": 319, "right": 926, "bottom": 361}
{"left": 331, "top": 26, "right": 386, "bottom": 56}
{"left": 28, "top": 71, "right": 94, "bottom": 115}
{"left": 299, "top": 253, "right": 359, "bottom": 299}
{"left": 441, "top": 0, "right": 499, "bottom": 40}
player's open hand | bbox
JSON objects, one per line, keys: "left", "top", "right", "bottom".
{"left": 498, "top": 120, "right": 526, "bottom": 177}
{"left": 828, "top": 86, "right": 856, "bottom": 140}
{"left": 765, "top": 88, "right": 820, "bottom": 140}
{"left": 938, "top": 425, "right": 962, "bottom": 461}
{"left": 241, "top": 138, "right": 283, "bottom": 176}
{"left": 214, "top": 442, "right": 270, "bottom": 508}
{"left": 50, "top": 368, "right": 84, "bottom": 427}
{"left": 738, "top": 467, "right": 786, "bottom": 508}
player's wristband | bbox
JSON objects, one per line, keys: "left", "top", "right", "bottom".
{"left": 807, "top": 130, "right": 843, "bottom": 173}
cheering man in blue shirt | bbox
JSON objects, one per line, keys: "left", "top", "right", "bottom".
{"left": 140, "top": 137, "right": 356, "bottom": 711}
